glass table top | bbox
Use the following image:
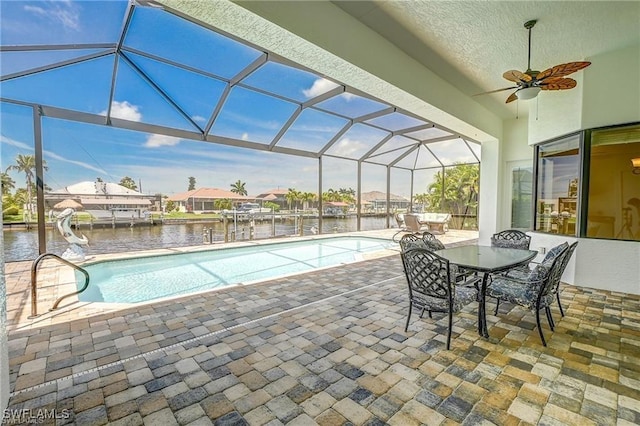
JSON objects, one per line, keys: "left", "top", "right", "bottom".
{"left": 435, "top": 245, "right": 537, "bottom": 272}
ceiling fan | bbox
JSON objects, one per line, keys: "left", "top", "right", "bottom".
{"left": 478, "top": 20, "right": 591, "bottom": 103}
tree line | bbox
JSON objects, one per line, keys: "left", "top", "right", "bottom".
{"left": 3, "top": 154, "right": 477, "bottom": 221}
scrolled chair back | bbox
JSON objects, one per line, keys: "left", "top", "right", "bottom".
{"left": 548, "top": 241, "right": 578, "bottom": 294}
{"left": 399, "top": 233, "right": 426, "bottom": 252}
{"left": 491, "top": 229, "right": 532, "bottom": 250}
{"left": 401, "top": 248, "right": 453, "bottom": 302}
{"left": 422, "top": 231, "right": 445, "bottom": 251}
{"left": 535, "top": 245, "right": 570, "bottom": 304}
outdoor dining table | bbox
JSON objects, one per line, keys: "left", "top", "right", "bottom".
{"left": 434, "top": 245, "right": 538, "bottom": 338}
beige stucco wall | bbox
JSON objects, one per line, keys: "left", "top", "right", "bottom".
{"left": 582, "top": 44, "right": 640, "bottom": 129}
{"left": 525, "top": 44, "right": 640, "bottom": 294}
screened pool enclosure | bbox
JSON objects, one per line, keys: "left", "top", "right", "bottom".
{"left": 1, "top": 0, "right": 480, "bottom": 258}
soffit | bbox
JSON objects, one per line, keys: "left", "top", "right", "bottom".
{"left": 334, "top": 1, "right": 640, "bottom": 119}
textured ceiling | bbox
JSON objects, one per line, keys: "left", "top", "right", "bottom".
{"left": 333, "top": 1, "right": 640, "bottom": 119}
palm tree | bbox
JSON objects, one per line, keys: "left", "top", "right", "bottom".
{"left": 338, "top": 187, "right": 356, "bottom": 204}
{"left": 426, "top": 163, "right": 479, "bottom": 228}
{"left": 1, "top": 172, "right": 15, "bottom": 196}
{"left": 323, "top": 188, "right": 340, "bottom": 202}
{"left": 285, "top": 188, "right": 301, "bottom": 211}
{"left": 230, "top": 180, "right": 247, "bottom": 196}
{"left": 300, "top": 192, "right": 317, "bottom": 210}
{"left": 5, "top": 154, "right": 48, "bottom": 218}
{"left": 413, "top": 193, "right": 429, "bottom": 212}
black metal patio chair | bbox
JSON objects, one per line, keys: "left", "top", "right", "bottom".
{"left": 400, "top": 247, "right": 478, "bottom": 349}
{"left": 495, "top": 241, "right": 577, "bottom": 318}
{"left": 490, "top": 229, "right": 532, "bottom": 250}
{"left": 487, "top": 244, "right": 569, "bottom": 346}
{"left": 398, "top": 232, "right": 426, "bottom": 251}
{"left": 422, "top": 231, "right": 445, "bottom": 250}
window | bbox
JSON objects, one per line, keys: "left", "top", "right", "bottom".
{"left": 510, "top": 165, "right": 532, "bottom": 229}
{"left": 534, "top": 133, "right": 580, "bottom": 236}
{"left": 585, "top": 124, "right": 640, "bottom": 241}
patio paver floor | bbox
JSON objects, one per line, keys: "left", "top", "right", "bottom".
{"left": 4, "top": 231, "right": 640, "bottom": 425}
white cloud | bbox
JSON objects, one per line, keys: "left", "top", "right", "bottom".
{"left": 1, "top": 134, "right": 32, "bottom": 151}
{"left": 1, "top": 135, "right": 107, "bottom": 174}
{"left": 241, "top": 133, "right": 249, "bottom": 141}
{"left": 330, "top": 137, "right": 368, "bottom": 157}
{"left": 24, "top": 1, "right": 80, "bottom": 31}
{"left": 303, "top": 78, "right": 341, "bottom": 99}
{"left": 342, "top": 92, "right": 356, "bottom": 101}
{"left": 145, "top": 134, "right": 182, "bottom": 148}
{"left": 101, "top": 101, "right": 142, "bottom": 122}
{"left": 192, "top": 115, "right": 207, "bottom": 123}
{"left": 44, "top": 150, "right": 107, "bottom": 174}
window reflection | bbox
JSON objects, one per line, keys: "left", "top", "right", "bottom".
{"left": 586, "top": 124, "right": 640, "bottom": 241}
{"left": 534, "top": 134, "right": 580, "bottom": 235}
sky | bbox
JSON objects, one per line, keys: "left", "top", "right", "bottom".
{"left": 0, "top": 0, "right": 479, "bottom": 198}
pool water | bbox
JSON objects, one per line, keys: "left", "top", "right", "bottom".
{"left": 78, "top": 236, "right": 395, "bottom": 303}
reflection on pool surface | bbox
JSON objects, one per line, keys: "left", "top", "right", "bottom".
{"left": 78, "top": 236, "right": 395, "bottom": 303}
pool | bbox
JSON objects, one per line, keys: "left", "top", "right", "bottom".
{"left": 77, "top": 236, "right": 395, "bottom": 303}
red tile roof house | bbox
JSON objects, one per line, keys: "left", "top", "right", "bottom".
{"left": 168, "top": 188, "right": 252, "bottom": 213}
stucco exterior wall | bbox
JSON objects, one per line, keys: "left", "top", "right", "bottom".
{"left": 582, "top": 44, "right": 640, "bottom": 129}
{"left": 527, "top": 75, "right": 584, "bottom": 145}
{"left": 478, "top": 139, "right": 501, "bottom": 245}
{"left": 524, "top": 44, "right": 640, "bottom": 294}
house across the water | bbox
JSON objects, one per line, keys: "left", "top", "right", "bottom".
{"left": 46, "top": 180, "right": 155, "bottom": 220}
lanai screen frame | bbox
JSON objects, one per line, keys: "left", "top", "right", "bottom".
{"left": 0, "top": 0, "right": 480, "bottom": 255}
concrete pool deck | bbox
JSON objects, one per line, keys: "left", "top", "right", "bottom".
{"left": 4, "top": 229, "right": 640, "bottom": 425}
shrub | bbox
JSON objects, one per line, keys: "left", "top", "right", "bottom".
{"left": 3, "top": 206, "right": 19, "bottom": 217}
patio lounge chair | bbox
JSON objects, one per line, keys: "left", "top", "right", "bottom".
{"left": 393, "top": 213, "right": 428, "bottom": 242}
{"left": 403, "top": 214, "right": 428, "bottom": 233}
{"left": 487, "top": 244, "right": 569, "bottom": 346}
{"left": 400, "top": 247, "right": 478, "bottom": 349}
{"left": 392, "top": 213, "right": 410, "bottom": 242}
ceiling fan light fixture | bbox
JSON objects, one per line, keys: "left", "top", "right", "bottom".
{"left": 516, "top": 86, "right": 541, "bottom": 100}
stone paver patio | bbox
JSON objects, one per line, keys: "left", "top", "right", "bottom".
{"left": 3, "top": 230, "right": 640, "bottom": 425}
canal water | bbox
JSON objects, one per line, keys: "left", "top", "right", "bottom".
{"left": 3, "top": 216, "right": 391, "bottom": 262}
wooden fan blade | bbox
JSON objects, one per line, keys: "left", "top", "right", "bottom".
{"left": 473, "top": 86, "right": 518, "bottom": 96}
{"left": 537, "top": 61, "right": 591, "bottom": 81}
{"left": 540, "top": 77, "right": 577, "bottom": 90}
{"left": 505, "top": 92, "right": 518, "bottom": 103}
{"left": 503, "top": 70, "right": 532, "bottom": 83}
